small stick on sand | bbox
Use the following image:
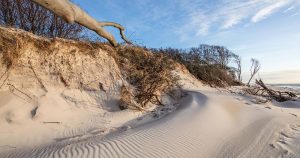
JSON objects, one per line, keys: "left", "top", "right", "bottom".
{"left": 42, "top": 121, "right": 62, "bottom": 124}
{"left": 0, "top": 145, "right": 17, "bottom": 148}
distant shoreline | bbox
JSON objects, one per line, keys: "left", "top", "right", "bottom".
{"left": 267, "top": 84, "right": 300, "bottom": 93}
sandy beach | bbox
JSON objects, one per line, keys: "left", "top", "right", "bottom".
{"left": 0, "top": 71, "right": 300, "bottom": 157}
{"left": 0, "top": 22, "right": 300, "bottom": 157}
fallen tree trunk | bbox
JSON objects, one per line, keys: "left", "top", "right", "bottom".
{"left": 255, "top": 79, "right": 296, "bottom": 102}
{"left": 31, "top": 0, "right": 131, "bottom": 47}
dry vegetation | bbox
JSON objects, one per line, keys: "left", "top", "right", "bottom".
{"left": 0, "top": 26, "right": 244, "bottom": 110}
{"left": 0, "top": 27, "right": 179, "bottom": 110}
{"left": 152, "top": 46, "right": 243, "bottom": 87}
{"left": 0, "top": 0, "right": 245, "bottom": 110}
{"left": 0, "top": 0, "right": 83, "bottom": 39}
{"left": 0, "top": 27, "right": 110, "bottom": 69}
{"left": 244, "top": 79, "right": 297, "bottom": 102}
{"left": 0, "top": 0, "right": 247, "bottom": 110}
{"left": 115, "top": 46, "right": 180, "bottom": 109}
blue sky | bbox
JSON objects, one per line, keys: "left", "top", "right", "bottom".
{"left": 74, "top": 0, "right": 300, "bottom": 84}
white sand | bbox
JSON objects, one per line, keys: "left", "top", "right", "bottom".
{"left": 1, "top": 74, "right": 300, "bottom": 157}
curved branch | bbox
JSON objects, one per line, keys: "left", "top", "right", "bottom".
{"left": 31, "top": 0, "right": 131, "bottom": 47}
{"left": 99, "top": 22, "right": 132, "bottom": 44}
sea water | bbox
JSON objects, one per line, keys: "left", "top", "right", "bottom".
{"left": 270, "top": 84, "right": 300, "bottom": 91}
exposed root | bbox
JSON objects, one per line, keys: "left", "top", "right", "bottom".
{"left": 28, "top": 61, "right": 48, "bottom": 93}
{"left": 59, "top": 72, "right": 69, "bottom": 87}
{"left": 7, "top": 83, "right": 32, "bottom": 100}
{"left": 0, "top": 71, "right": 9, "bottom": 88}
{"left": 0, "top": 68, "right": 9, "bottom": 81}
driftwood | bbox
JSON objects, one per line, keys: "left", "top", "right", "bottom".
{"left": 31, "top": 0, "right": 131, "bottom": 47}
{"left": 254, "top": 79, "right": 296, "bottom": 102}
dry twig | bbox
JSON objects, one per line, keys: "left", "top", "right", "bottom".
{"left": 28, "top": 61, "right": 48, "bottom": 93}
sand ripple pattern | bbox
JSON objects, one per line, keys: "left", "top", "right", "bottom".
{"left": 2, "top": 91, "right": 299, "bottom": 158}
{"left": 1, "top": 92, "right": 210, "bottom": 158}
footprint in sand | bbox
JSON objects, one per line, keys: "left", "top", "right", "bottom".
{"left": 289, "top": 113, "right": 298, "bottom": 117}
{"left": 88, "top": 128, "right": 107, "bottom": 135}
{"left": 277, "top": 132, "right": 289, "bottom": 145}
{"left": 265, "top": 106, "right": 272, "bottom": 110}
{"left": 275, "top": 136, "right": 291, "bottom": 156}
{"left": 235, "top": 97, "right": 243, "bottom": 101}
{"left": 289, "top": 124, "right": 300, "bottom": 132}
{"left": 269, "top": 143, "right": 277, "bottom": 149}
{"left": 269, "top": 126, "right": 299, "bottom": 157}
{"left": 273, "top": 124, "right": 300, "bottom": 156}
{"left": 280, "top": 131, "right": 295, "bottom": 139}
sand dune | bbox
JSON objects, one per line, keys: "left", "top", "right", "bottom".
{"left": 2, "top": 87, "right": 300, "bottom": 158}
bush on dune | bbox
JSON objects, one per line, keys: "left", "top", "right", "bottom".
{"left": 115, "top": 46, "right": 180, "bottom": 109}
{"left": 151, "top": 45, "right": 242, "bottom": 87}
{"left": 186, "top": 64, "right": 237, "bottom": 87}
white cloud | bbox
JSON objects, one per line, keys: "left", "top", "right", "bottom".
{"left": 221, "top": 14, "right": 245, "bottom": 29}
{"left": 93, "top": 0, "right": 300, "bottom": 44}
{"left": 175, "top": 0, "right": 298, "bottom": 40}
{"left": 251, "top": 0, "right": 291, "bottom": 23}
{"left": 284, "top": 5, "right": 296, "bottom": 13}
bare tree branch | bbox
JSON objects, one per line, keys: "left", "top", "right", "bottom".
{"left": 247, "top": 58, "right": 260, "bottom": 86}
{"left": 31, "top": 0, "right": 131, "bottom": 46}
{"left": 232, "top": 54, "right": 242, "bottom": 82}
{"left": 99, "top": 21, "right": 132, "bottom": 45}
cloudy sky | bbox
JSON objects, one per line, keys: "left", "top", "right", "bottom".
{"left": 74, "top": 0, "right": 300, "bottom": 84}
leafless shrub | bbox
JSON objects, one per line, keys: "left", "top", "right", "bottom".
{"left": 232, "top": 54, "right": 242, "bottom": 82}
{"left": 116, "top": 46, "right": 179, "bottom": 109}
{"left": 119, "top": 85, "right": 144, "bottom": 111}
{"left": 247, "top": 58, "right": 260, "bottom": 86}
{"left": 152, "top": 45, "right": 241, "bottom": 87}
{"left": 0, "top": 0, "right": 83, "bottom": 39}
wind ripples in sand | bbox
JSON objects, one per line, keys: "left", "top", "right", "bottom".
{"left": 2, "top": 91, "right": 300, "bottom": 158}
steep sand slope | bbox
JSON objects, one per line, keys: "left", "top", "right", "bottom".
{"left": 0, "top": 27, "right": 136, "bottom": 151}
